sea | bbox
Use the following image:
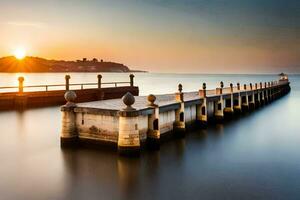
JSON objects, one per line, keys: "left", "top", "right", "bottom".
{"left": 0, "top": 73, "right": 299, "bottom": 200}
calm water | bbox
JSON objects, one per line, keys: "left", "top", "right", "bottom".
{"left": 0, "top": 73, "right": 299, "bottom": 200}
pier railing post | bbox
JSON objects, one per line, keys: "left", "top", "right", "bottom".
{"left": 97, "top": 74, "right": 102, "bottom": 89}
{"left": 264, "top": 82, "right": 268, "bottom": 103}
{"left": 118, "top": 92, "right": 140, "bottom": 155}
{"left": 61, "top": 91, "right": 78, "bottom": 147}
{"left": 197, "top": 83, "right": 208, "bottom": 127}
{"left": 147, "top": 94, "right": 160, "bottom": 149}
{"left": 130, "top": 74, "right": 134, "bottom": 87}
{"left": 249, "top": 83, "right": 255, "bottom": 110}
{"left": 268, "top": 82, "right": 272, "bottom": 102}
{"left": 224, "top": 83, "right": 234, "bottom": 116}
{"left": 214, "top": 81, "right": 224, "bottom": 122}
{"left": 233, "top": 83, "right": 242, "bottom": 113}
{"left": 242, "top": 84, "right": 249, "bottom": 111}
{"left": 260, "top": 82, "right": 265, "bottom": 105}
{"left": 65, "top": 75, "right": 70, "bottom": 91}
{"left": 174, "top": 84, "right": 185, "bottom": 137}
{"left": 18, "top": 76, "right": 24, "bottom": 93}
{"left": 15, "top": 76, "right": 28, "bottom": 109}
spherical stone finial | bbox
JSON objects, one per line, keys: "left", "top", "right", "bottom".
{"left": 244, "top": 84, "right": 247, "bottom": 89}
{"left": 122, "top": 92, "right": 136, "bottom": 111}
{"left": 18, "top": 76, "right": 24, "bottom": 82}
{"left": 64, "top": 90, "right": 77, "bottom": 107}
{"left": 178, "top": 84, "right": 183, "bottom": 93}
{"left": 97, "top": 74, "right": 102, "bottom": 79}
{"left": 130, "top": 74, "right": 135, "bottom": 78}
{"left": 220, "top": 81, "right": 224, "bottom": 88}
{"left": 230, "top": 83, "right": 233, "bottom": 88}
{"left": 237, "top": 83, "right": 240, "bottom": 87}
{"left": 65, "top": 75, "right": 71, "bottom": 80}
{"left": 202, "top": 83, "right": 206, "bottom": 90}
{"left": 147, "top": 94, "right": 156, "bottom": 106}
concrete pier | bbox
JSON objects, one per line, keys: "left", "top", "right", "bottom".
{"left": 0, "top": 74, "right": 138, "bottom": 110}
{"left": 60, "top": 74, "right": 291, "bottom": 155}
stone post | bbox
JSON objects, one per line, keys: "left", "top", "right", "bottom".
{"left": 264, "top": 82, "right": 269, "bottom": 103}
{"left": 118, "top": 92, "right": 140, "bottom": 155}
{"left": 174, "top": 84, "right": 185, "bottom": 137}
{"left": 233, "top": 83, "right": 242, "bottom": 113}
{"left": 268, "top": 82, "right": 272, "bottom": 101}
{"left": 224, "top": 83, "right": 234, "bottom": 115}
{"left": 260, "top": 82, "right": 265, "bottom": 105}
{"left": 255, "top": 83, "right": 261, "bottom": 107}
{"left": 214, "top": 81, "right": 224, "bottom": 122}
{"left": 249, "top": 83, "right": 255, "bottom": 110}
{"left": 61, "top": 90, "right": 78, "bottom": 147}
{"left": 18, "top": 76, "right": 24, "bottom": 93}
{"left": 130, "top": 74, "right": 135, "bottom": 87}
{"left": 65, "top": 75, "right": 71, "bottom": 91}
{"left": 15, "top": 76, "right": 27, "bottom": 109}
{"left": 242, "top": 84, "right": 249, "bottom": 111}
{"left": 147, "top": 94, "right": 160, "bottom": 149}
{"left": 97, "top": 74, "right": 102, "bottom": 89}
{"left": 197, "top": 83, "right": 208, "bottom": 127}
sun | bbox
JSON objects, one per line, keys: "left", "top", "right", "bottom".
{"left": 14, "top": 48, "right": 26, "bottom": 60}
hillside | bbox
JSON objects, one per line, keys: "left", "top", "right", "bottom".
{"left": 0, "top": 56, "right": 131, "bottom": 72}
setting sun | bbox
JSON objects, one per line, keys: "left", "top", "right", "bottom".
{"left": 14, "top": 48, "right": 26, "bottom": 60}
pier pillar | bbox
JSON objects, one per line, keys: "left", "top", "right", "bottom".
{"left": 264, "top": 82, "right": 268, "bottom": 104}
{"left": 214, "top": 81, "right": 224, "bottom": 122}
{"left": 18, "top": 76, "right": 24, "bottom": 93}
{"left": 15, "top": 76, "right": 28, "bottom": 109}
{"left": 98, "top": 74, "right": 102, "bottom": 89}
{"left": 197, "top": 83, "right": 208, "bottom": 127}
{"left": 260, "top": 82, "right": 265, "bottom": 105}
{"left": 241, "top": 84, "right": 249, "bottom": 111}
{"left": 224, "top": 83, "right": 234, "bottom": 117}
{"left": 268, "top": 82, "right": 272, "bottom": 102}
{"left": 174, "top": 84, "right": 185, "bottom": 137}
{"left": 130, "top": 74, "right": 135, "bottom": 87}
{"left": 65, "top": 75, "right": 71, "bottom": 91}
{"left": 233, "top": 83, "right": 242, "bottom": 113}
{"left": 118, "top": 92, "right": 140, "bottom": 155}
{"left": 271, "top": 82, "right": 275, "bottom": 101}
{"left": 147, "top": 94, "right": 160, "bottom": 149}
{"left": 254, "top": 83, "right": 260, "bottom": 108}
{"left": 61, "top": 91, "right": 78, "bottom": 147}
{"left": 249, "top": 83, "right": 255, "bottom": 110}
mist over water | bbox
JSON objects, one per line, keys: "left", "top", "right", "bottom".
{"left": 0, "top": 73, "right": 299, "bottom": 200}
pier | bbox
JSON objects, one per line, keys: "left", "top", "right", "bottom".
{"left": 60, "top": 74, "right": 290, "bottom": 155}
{"left": 0, "top": 74, "right": 138, "bottom": 110}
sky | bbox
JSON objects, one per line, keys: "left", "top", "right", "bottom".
{"left": 0, "top": 0, "right": 299, "bottom": 73}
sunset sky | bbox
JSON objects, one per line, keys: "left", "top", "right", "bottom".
{"left": 0, "top": 0, "right": 299, "bottom": 73}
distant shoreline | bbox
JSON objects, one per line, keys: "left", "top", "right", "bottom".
{"left": 0, "top": 56, "right": 148, "bottom": 73}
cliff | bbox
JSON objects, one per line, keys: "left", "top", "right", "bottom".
{"left": 0, "top": 56, "right": 131, "bottom": 72}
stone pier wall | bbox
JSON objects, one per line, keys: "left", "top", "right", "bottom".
{"left": 61, "top": 76, "right": 291, "bottom": 154}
